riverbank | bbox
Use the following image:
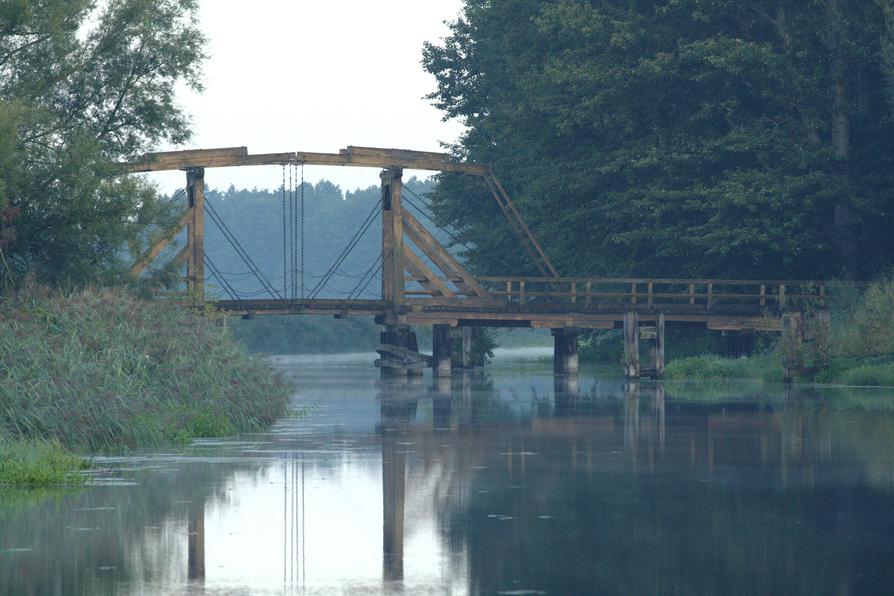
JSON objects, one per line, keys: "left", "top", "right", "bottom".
{"left": 0, "top": 289, "right": 292, "bottom": 485}
{"left": 665, "top": 278, "right": 894, "bottom": 385}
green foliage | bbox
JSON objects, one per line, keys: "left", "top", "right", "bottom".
{"left": 0, "top": 288, "right": 291, "bottom": 451}
{"left": 664, "top": 354, "right": 783, "bottom": 382}
{"left": 0, "top": 438, "right": 86, "bottom": 486}
{"left": 834, "top": 277, "right": 894, "bottom": 357}
{"left": 833, "top": 361, "right": 894, "bottom": 387}
{"left": 424, "top": 1, "right": 894, "bottom": 280}
{"left": 0, "top": 0, "right": 205, "bottom": 287}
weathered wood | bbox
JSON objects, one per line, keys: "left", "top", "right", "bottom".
{"left": 432, "top": 324, "right": 452, "bottom": 378}
{"left": 381, "top": 170, "right": 395, "bottom": 305}
{"left": 487, "top": 174, "right": 559, "bottom": 278}
{"left": 390, "top": 169, "right": 404, "bottom": 308}
{"left": 623, "top": 312, "right": 640, "bottom": 379}
{"left": 122, "top": 146, "right": 489, "bottom": 175}
{"left": 401, "top": 209, "right": 490, "bottom": 298}
{"left": 552, "top": 328, "right": 580, "bottom": 375}
{"left": 186, "top": 168, "right": 205, "bottom": 298}
{"left": 401, "top": 245, "right": 454, "bottom": 298}
{"left": 129, "top": 209, "right": 191, "bottom": 276}
{"left": 781, "top": 312, "right": 803, "bottom": 382}
{"left": 651, "top": 313, "right": 665, "bottom": 377}
{"left": 461, "top": 327, "right": 473, "bottom": 369}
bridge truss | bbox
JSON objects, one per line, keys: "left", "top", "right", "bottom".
{"left": 124, "top": 145, "right": 827, "bottom": 380}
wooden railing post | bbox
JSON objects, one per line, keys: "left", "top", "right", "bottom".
{"left": 506, "top": 280, "right": 512, "bottom": 302}
{"left": 631, "top": 282, "right": 637, "bottom": 305}
{"left": 647, "top": 282, "right": 654, "bottom": 308}
{"left": 520, "top": 279, "right": 526, "bottom": 303}
{"left": 586, "top": 281, "right": 592, "bottom": 306}
{"left": 570, "top": 281, "right": 577, "bottom": 304}
{"left": 707, "top": 283, "right": 713, "bottom": 310}
{"left": 689, "top": 283, "right": 695, "bottom": 305}
{"left": 779, "top": 284, "right": 787, "bottom": 309}
{"left": 760, "top": 284, "right": 766, "bottom": 307}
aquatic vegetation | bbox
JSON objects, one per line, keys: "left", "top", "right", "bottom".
{"left": 0, "top": 438, "right": 86, "bottom": 485}
{"left": 0, "top": 289, "right": 292, "bottom": 453}
{"left": 664, "top": 355, "right": 783, "bottom": 382}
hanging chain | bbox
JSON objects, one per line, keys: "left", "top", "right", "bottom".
{"left": 300, "top": 162, "right": 305, "bottom": 299}
{"left": 281, "top": 165, "right": 287, "bottom": 299}
{"left": 291, "top": 163, "right": 299, "bottom": 299}
{"left": 289, "top": 163, "right": 295, "bottom": 298}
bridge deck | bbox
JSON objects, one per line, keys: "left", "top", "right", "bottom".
{"left": 214, "top": 276, "right": 825, "bottom": 332}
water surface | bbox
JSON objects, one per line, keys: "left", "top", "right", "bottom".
{"left": 2, "top": 358, "right": 894, "bottom": 594}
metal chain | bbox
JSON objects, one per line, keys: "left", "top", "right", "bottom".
{"left": 288, "top": 163, "right": 295, "bottom": 299}
{"left": 300, "top": 162, "right": 305, "bottom": 299}
{"left": 282, "top": 165, "right": 287, "bottom": 298}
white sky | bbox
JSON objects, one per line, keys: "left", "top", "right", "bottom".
{"left": 148, "top": 0, "right": 465, "bottom": 195}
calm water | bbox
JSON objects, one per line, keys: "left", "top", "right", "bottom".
{"left": 3, "top": 356, "right": 894, "bottom": 595}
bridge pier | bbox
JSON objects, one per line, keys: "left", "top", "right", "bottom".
{"left": 552, "top": 328, "right": 580, "bottom": 375}
{"left": 624, "top": 312, "right": 640, "bottom": 379}
{"left": 377, "top": 326, "right": 423, "bottom": 378}
{"left": 432, "top": 324, "right": 452, "bottom": 378}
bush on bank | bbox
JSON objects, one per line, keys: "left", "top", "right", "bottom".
{"left": 0, "top": 438, "right": 87, "bottom": 486}
{"left": 0, "top": 289, "right": 292, "bottom": 470}
{"left": 665, "top": 277, "right": 894, "bottom": 384}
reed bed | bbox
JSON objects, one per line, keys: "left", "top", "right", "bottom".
{"left": 0, "top": 289, "right": 292, "bottom": 453}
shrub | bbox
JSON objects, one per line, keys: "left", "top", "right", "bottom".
{"left": 0, "top": 288, "right": 292, "bottom": 452}
{"left": 0, "top": 438, "right": 86, "bottom": 485}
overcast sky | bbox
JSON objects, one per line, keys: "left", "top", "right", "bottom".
{"left": 147, "top": 0, "right": 465, "bottom": 194}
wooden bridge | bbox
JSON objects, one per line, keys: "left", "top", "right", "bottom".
{"left": 125, "top": 146, "right": 827, "bottom": 380}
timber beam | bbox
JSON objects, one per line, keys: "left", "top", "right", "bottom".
{"left": 121, "top": 146, "right": 489, "bottom": 175}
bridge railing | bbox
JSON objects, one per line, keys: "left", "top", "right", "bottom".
{"left": 476, "top": 277, "right": 827, "bottom": 311}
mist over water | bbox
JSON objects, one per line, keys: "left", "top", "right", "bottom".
{"left": 2, "top": 356, "right": 894, "bottom": 594}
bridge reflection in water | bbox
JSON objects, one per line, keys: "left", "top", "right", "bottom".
{"left": 4, "top": 365, "right": 891, "bottom": 594}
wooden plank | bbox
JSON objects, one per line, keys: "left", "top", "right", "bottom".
{"left": 402, "top": 245, "right": 455, "bottom": 298}
{"left": 129, "top": 209, "right": 191, "bottom": 276}
{"left": 401, "top": 210, "right": 490, "bottom": 299}
{"left": 122, "top": 146, "right": 490, "bottom": 175}
{"left": 376, "top": 344, "right": 433, "bottom": 365}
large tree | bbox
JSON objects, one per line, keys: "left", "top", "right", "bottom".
{"left": 423, "top": 0, "right": 894, "bottom": 280}
{"left": 0, "top": 0, "right": 204, "bottom": 286}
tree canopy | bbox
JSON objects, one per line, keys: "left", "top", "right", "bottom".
{"left": 423, "top": 0, "right": 894, "bottom": 280}
{"left": 0, "top": 0, "right": 204, "bottom": 286}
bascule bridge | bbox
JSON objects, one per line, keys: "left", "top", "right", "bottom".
{"left": 124, "top": 145, "right": 827, "bottom": 380}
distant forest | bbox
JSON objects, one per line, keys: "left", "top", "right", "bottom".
{"left": 162, "top": 177, "right": 441, "bottom": 353}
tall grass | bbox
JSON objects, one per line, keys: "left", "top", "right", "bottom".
{"left": 665, "top": 277, "right": 894, "bottom": 384}
{"left": 0, "top": 288, "right": 292, "bottom": 453}
{"left": 0, "top": 438, "right": 87, "bottom": 485}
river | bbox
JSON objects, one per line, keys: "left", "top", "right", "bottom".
{"left": 2, "top": 354, "right": 894, "bottom": 594}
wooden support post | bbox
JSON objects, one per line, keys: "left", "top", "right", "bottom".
{"left": 432, "top": 324, "right": 452, "bottom": 378}
{"left": 186, "top": 168, "right": 205, "bottom": 298}
{"left": 624, "top": 312, "right": 640, "bottom": 379}
{"left": 781, "top": 312, "right": 803, "bottom": 382}
{"left": 380, "top": 168, "right": 404, "bottom": 308}
{"left": 461, "top": 327, "right": 473, "bottom": 370}
{"left": 378, "top": 326, "right": 422, "bottom": 378}
{"left": 552, "top": 328, "right": 580, "bottom": 375}
{"left": 650, "top": 313, "right": 665, "bottom": 378}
